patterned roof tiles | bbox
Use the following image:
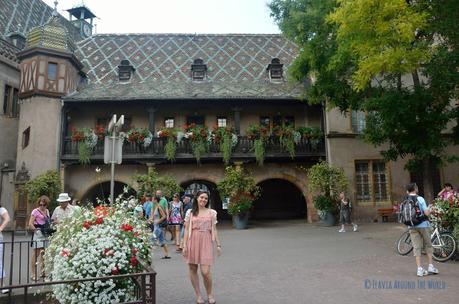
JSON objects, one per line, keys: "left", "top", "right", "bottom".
{"left": 0, "top": 37, "right": 20, "bottom": 64}
{"left": 67, "top": 33, "right": 304, "bottom": 100}
{"left": 0, "top": 0, "right": 83, "bottom": 43}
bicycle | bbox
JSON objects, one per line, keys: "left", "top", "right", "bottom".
{"left": 396, "top": 221, "right": 457, "bottom": 262}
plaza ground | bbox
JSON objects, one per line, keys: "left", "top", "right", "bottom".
{"left": 153, "top": 221, "right": 458, "bottom": 304}
{"left": 1, "top": 221, "right": 458, "bottom": 304}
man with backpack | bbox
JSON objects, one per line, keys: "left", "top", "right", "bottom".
{"left": 400, "top": 183, "right": 438, "bottom": 277}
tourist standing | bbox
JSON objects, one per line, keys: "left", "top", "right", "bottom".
{"left": 338, "top": 191, "right": 358, "bottom": 232}
{"left": 179, "top": 194, "right": 193, "bottom": 250}
{"left": 28, "top": 195, "right": 51, "bottom": 281}
{"left": 402, "top": 183, "right": 438, "bottom": 276}
{"left": 0, "top": 203, "right": 10, "bottom": 293}
{"left": 51, "top": 193, "right": 75, "bottom": 224}
{"left": 143, "top": 194, "right": 153, "bottom": 220}
{"left": 437, "top": 183, "right": 458, "bottom": 201}
{"left": 182, "top": 190, "right": 221, "bottom": 304}
{"left": 150, "top": 196, "right": 170, "bottom": 259}
{"left": 169, "top": 193, "right": 184, "bottom": 252}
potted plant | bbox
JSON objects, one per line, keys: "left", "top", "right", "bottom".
{"left": 126, "top": 127, "right": 153, "bottom": 148}
{"left": 296, "top": 126, "right": 323, "bottom": 149}
{"left": 71, "top": 127, "right": 98, "bottom": 164}
{"left": 305, "top": 161, "right": 348, "bottom": 226}
{"left": 217, "top": 166, "right": 260, "bottom": 229}
{"left": 246, "top": 124, "right": 270, "bottom": 166}
{"left": 212, "top": 126, "right": 238, "bottom": 165}
{"left": 273, "top": 126, "right": 301, "bottom": 159}
{"left": 184, "top": 123, "right": 210, "bottom": 164}
{"left": 157, "top": 127, "right": 181, "bottom": 162}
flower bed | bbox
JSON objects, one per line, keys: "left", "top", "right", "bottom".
{"left": 126, "top": 127, "right": 153, "bottom": 148}
{"left": 45, "top": 202, "right": 151, "bottom": 304}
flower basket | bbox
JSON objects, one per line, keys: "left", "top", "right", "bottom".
{"left": 71, "top": 127, "right": 98, "bottom": 164}
{"left": 45, "top": 201, "right": 151, "bottom": 303}
{"left": 296, "top": 126, "right": 323, "bottom": 148}
{"left": 246, "top": 125, "right": 270, "bottom": 166}
{"left": 157, "top": 127, "right": 181, "bottom": 162}
{"left": 211, "top": 126, "right": 238, "bottom": 165}
{"left": 126, "top": 127, "right": 153, "bottom": 148}
{"left": 184, "top": 123, "right": 210, "bottom": 163}
{"left": 273, "top": 126, "right": 301, "bottom": 159}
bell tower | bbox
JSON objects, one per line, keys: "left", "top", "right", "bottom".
{"left": 67, "top": 4, "right": 96, "bottom": 38}
{"left": 15, "top": 0, "right": 84, "bottom": 178}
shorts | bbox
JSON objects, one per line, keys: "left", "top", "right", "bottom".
{"left": 409, "top": 227, "right": 433, "bottom": 257}
{"left": 340, "top": 209, "right": 351, "bottom": 224}
{"left": 153, "top": 226, "right": 166, "bottom": 247}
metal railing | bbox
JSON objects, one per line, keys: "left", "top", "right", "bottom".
{"left": 0, "top": 231, "right": 156, "bottom": 303}
{"left": 61, "top": 136, "right": 325, "bottom": 161}
{"left": 1, "top": 272, "right": 156, "bottom": 304}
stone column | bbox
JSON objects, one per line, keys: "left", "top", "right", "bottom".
{"left": 146, "top": 162, "right": 155, "bottom": 174}
{"left": 232, "top": 107, "right": 242, "bottom": 135}
{"left": 60, "top": 163, "right": 66, "bottom": 191}
{"left": 147, "top": 108, "right": 157, "bottom": 135}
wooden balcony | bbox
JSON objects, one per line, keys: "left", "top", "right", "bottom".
{"left": 61, "top": 136, "right": 325, "bottom": 164}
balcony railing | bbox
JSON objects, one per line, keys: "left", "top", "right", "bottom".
{"left": 61, "top": 136, "right": 325, "bottom": 163}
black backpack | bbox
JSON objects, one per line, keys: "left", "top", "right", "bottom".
{"left": 399, "top": 195, "right": 426, "bottom": 226}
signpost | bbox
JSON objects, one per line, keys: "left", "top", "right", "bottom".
{"left": 105, "top": 114, "right": 124, "bottom": 204}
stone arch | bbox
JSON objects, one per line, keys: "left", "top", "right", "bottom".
{"left": 77, "top": 179, "right": 137, "bottom": 204}
{"left": 253, "top": 178, "right": 307, "bottom": 220}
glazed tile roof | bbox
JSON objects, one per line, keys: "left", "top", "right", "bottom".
{"left": 0, "top": 37, "right": 20, "bottom": 64}
{"left": 0, "top": 0, "right": 83, "bottom": 44}
{"left": 66, "top": 33, "right": 304, "bottom": 101}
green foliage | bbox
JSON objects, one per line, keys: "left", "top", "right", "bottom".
{"left": 305, "top": 160, "right": 348, "bottom": 199}
{"left": 253, "top": 139, "right": 265, "bottom": 166}
{"left": 24, "top": 170, "right": 62, "bottom": 211}
{"left": 220, "top": 133, "right": 233, "bottom": 165}
{"left": 270, "top": 0, "right": 459, "bottom": 191}
{"left": 78, "top": 142, "right": 91, "bottom": 165}
{"left": 133, "top": 169, "right": 182, "bottom": 199}
{"left": 313, "top": 194, "right": 334, "bottom": 212}
{"left": 217, "top": 166, "right": 260, "bottom": 215}
{"left": 191, "top": 141, "right": 207, "bottom": 164}
{"left": 164, "top": 137, "right": 177, "bottom": 162}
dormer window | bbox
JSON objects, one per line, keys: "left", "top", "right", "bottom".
{"left": 267, "top": 58, "right": 284, "bottom": 81}
{"left": 118, "top": 60, "right": 135, "bottom": 81}
{"left": 191, "top": 59, "right": 207, "bottom": 81}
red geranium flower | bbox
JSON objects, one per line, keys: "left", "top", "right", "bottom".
{"left": 83, "top": 221, "right": 92, "bottom": 229}
{"left": 111, "top": 266, "right": 120, "bottom": 275}
{"left": 95, "top": 217, "right": 104, "bottom": 225}
{"left": 130, "top": 256, "right": 139, "bottom": 266}
{"left": 121, "top": 223, "right": 134, "bottom": 231}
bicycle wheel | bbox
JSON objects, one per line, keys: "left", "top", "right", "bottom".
{"left": 432, "top": 233, "right": 457, "bottom": 262}
{"left": 396, "top": 231, "right": 413, "bottom": 255}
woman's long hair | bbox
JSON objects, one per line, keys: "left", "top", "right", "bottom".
{"left": 35, "top": 195, "right": 50, "bottom": 207}
{"left": 192, "top": 190, "right": 209, "bottom": 216}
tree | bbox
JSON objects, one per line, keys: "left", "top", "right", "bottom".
{"left": 270, "top": 0, "right": 459, "bottom": 201}
{"left": 133, "top": 169, "right": 182, "bottom": 199}
{"left": 24, "top": 170, "right": 62, "bottom": 211}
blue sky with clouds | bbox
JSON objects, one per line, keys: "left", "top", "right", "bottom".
{"left": 44, "top": 0, "right": 281, "bottom": 34}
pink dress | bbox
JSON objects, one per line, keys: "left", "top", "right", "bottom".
{"left": 184, "top": 209, "right": 217, "bottom": 266}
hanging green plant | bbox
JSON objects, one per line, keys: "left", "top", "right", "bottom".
{"left": 184, "top": 123, "right": 210, "bottom": 164}
{"left": 273, "top": 126, "right": 301, "bottom": 159}
{"left": 157, "top": 127, "right": 181, "bottom": 162}
{"left": 164, "top": 137, "right": 177, "bottom": 162}
{"left": 246, "top": 125, "right": 270, "bottom": 166}
{"left": 71, "top": 127, "right": 98, "bottom": 165}
{"left": 212, "top": 126, "right": 237, "bottom": 165}
{"left": 296, "top": 126, "right": 323, "bottom": 149}
{"left": 253, "top": 139, "right": 265, "bottom": 166}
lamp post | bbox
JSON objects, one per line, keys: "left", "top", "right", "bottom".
{"left": 107, "top": 114, "right": 124, "bottom": 204}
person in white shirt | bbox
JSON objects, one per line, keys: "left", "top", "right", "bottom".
{"left": 0, "top": 204, "right": 10, "bottom": 293}
{"left": 51, "top": 193, "right": 75, "bottom": 224}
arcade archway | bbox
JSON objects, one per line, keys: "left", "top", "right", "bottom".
{"left": 252, "top": 179, "right": 307, "bottom": 219}
{"left": 181, "top": 180, "right": 228, "bottom": 219}
{"left": 81, "top": 181, "right": 136, "bottom": 205}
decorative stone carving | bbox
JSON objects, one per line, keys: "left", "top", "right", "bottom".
{"left": 15, "top": 162, "right": 30, "bottom": 184}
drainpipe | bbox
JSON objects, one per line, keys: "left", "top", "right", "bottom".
{"left": 57, "top": 100, "right": 66, "bottom": 171}
{"left": 321, "top": 101, "right": 329, "bottom": 163}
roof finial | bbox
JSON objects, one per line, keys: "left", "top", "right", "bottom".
{"left": 52, "top": 1, "right": 59, "bottom": 17}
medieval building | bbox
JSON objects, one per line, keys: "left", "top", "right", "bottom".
{"left": 1, "top": 0, "right": 458, "bottom": 228}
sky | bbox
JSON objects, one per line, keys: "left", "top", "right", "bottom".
{"left": 43, "top": 0, "right": 281, "bottom": 34}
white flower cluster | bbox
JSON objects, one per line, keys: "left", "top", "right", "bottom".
{"left": 85, "top": 130, "right": 98, "bottom": 149}
{"left": 143, "top": 130, "right": 153, "bottom": 148}
{"left": 47, "top": 205, "right": 151, "bottom": 304}
{"left": 293, "top": 131, "right": 301, "bottom": 144}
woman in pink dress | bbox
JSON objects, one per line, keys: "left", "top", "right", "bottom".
{"left": 182, "top": 190, "right": 222, "bottom": 304}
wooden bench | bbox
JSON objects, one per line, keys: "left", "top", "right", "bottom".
{"left": 377, "top": 208, "right": 394, "bottom": 222}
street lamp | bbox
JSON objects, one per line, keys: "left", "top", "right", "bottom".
{"left": 107, "top": 114, "right": 124, "bottom": 204}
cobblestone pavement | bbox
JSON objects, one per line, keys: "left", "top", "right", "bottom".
{"left": 153, "top": 221, "right": 458, "bottom": 304}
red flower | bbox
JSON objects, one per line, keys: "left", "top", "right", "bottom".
{"left": 60, "top": 249, "right": 70, "bottom": 257}
{"left": 131, "top": 247, "right": 138, "bottom": 254}
{"left": 83, "top": 221, "right": 92, "bottom": 229}
{"left": 95, "top": 217, "right": 104, "bottom": 225}
{"left": 134, "top": 232, "right": 140, "bottom": 237}
{"left": 121, "top": 223, "right": 134, "bottom": 231}
{"left": 130, "top": 256, "right": 139, "bottom": 266}
{"left": 111, "top": 266, "right": 120, "bottom": 275}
